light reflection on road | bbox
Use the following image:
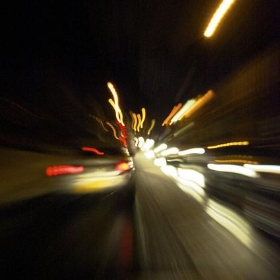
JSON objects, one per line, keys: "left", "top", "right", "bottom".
{"left": 154, "top": 159, "right": 269, "bottom": 254}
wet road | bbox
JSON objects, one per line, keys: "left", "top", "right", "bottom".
{"left": 1, "top": 150, "right": 280, "bottom": 279}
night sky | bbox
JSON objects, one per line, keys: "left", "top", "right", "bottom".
{"left": 1, "top": 0, "right": 280, "bottom": 141}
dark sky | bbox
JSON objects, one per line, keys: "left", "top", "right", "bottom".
{"left": 1, "top": 0, "right": 280, "bottom": 134}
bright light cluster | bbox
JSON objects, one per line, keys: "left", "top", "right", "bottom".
{"left": 146, "top": 142, "right": 280, "bottom": 180}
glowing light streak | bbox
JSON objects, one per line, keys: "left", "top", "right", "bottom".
{"left": 154, "top": 143, "right": 167, "bottom": 153}
{"left": 161, "top": 147, "right": 179, "bottom": 156}
{"left": 178, "top": 169, "right": 205, "bottom": 188}
{"left": 173, "top": 122, "right": 194, "bottom": 137}
{"left": 129, "top": 112, "right": 137, "bottom": 131}
{"left": 178, "top": 148, "right": 205, "bottom": 156}
{"left": 215, "top": 160, "right": 258, "bottom": 164}
{"left": 206, "top": 199, "right": 253, "bottom": 248}
{"left": 46, "top": 165, "right": 84, "bottom": 176}
{"left": 207, "top": 141, "right": 249, "bottom": 149}
{"left": 204, "top": 0, "right": 236, "bottom": 38}
{"left": 106, "top": 122, "right": 119, "bottom": 139}
{"left": 116, "top": 121, "right": 128, "bottom": 147}
{"left": 108, "top": 98, "right": 117, "bottom": 110}
{"left": 170, "top": 99, "right": 196, "bottom": 124}
{"left": 107, "top": 82, "right": 125, "bottom": 126}
{"left": 207, "top": 163, "right": 259, "bottom": 178}
{"left": 147, "top": 119, "right": 156, "bottom": 135}
{"left": 244, "top": 164, "right": 280, "bottom": 174}
{"left": 137, "top": 114, "right": 141, "bottom": 132}
{"left": 81, "top": 146, "right": 104, "bottom": 155}
{"left": 132, "top": 113, "right": 137, "bottom": 131}
{"left": 183, "top": 90, "right": 214, "bottom": 119}
{"left": 140, "top": 108, "right": 146, "bottom": 128}
{"left": 107, "top": 82, "right": 119, "bottom": 104}
{"left": 162, "top": 103, "right": 182, "bottom": 126}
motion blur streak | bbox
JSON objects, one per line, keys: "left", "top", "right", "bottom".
{"left": 81, "top": 147, "right": 104, "bottom": 155}
{"left": 178, "top": 169, "right": 205, "bottom": 188}
{"left": 130, "top": 112, "right": 137, "bottom": 131}
{"left": 147, "top": 119, "right": 155, "bottom": 135}
{"left": 207, "top": 163, "right": 259, "bottom": 178}
{"left": 134, "top": 153, "right": 280, "bottom": 279}
{"left": 162, "top": 103, "right": 182, "bottom": 126}
{"left": 215, "top": 159, "right": 259, "bottom": 164}
{"left": 183, "top": 90, "right": 214, "bottom": 119}
{"left": 206, "top": 199, "right": 253, "bottom": 248}
{"left": 173, "top": 122, "right": 194, "bottom": 137}
{"left": 160, "top": 147, "right": 179, "bottom": 156}
{"left": 140, "top": 108, "right": 146, "bottom": 128}
{"left": 204, "top": 0, "right": 236, "bottom": 37}
{"left": 106, "top": 122, "right": 119, "bottom": 139}
{"left": 178, "top": 148, "right": 205, "bottom": 156}
{"left": 89, "top": 115, "right": 108, "bottom": 131}
{"left": 46, "top": 165, "right": 85, "bottom": 176}
{"left": 244, "top": 164, "right": 280, "bottom": 174}
{"left": 137, "top": 114, "right": 141, "bottom": 132}
{"left": 207, "top": 141, "right": 250, "bottom": 149}
{"left": 154, "top": 143, "right": 167, "bottom": 153}
{"left": 170, "top": 99, "right": 196, "bottom": 124}
{"left": 107, "top": 82, "right": 125, "bottom": 126}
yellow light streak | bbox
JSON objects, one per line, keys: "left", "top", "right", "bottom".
{"left": 107, "top": 82, "right": 125, "bottom": 126}
{"left": 106, "top": 122, "right": 119, "bottom": 139}
{"left": 204, "top": 0, "right": 235, "bottom": 38}
{"left": 132, "top": 113, "right": 137, "bottom": 131}
{"left": 207, "top": 141, "right": 249, "bottom": 149}
{"left": 170, "top": 100, "right": 196, "bottom": 124}
{"left": 129, "top": 111, "right": 137, "bottom": 131}
{"left": 107, "top": 82, "right": 119, "bottom": 104}
{"left": 137, "top": 114, "right": 141, "bottom": 132}
{"left": 183, "top": 90, "right": 214, "bottom": 119}
{"left": 214, "top": 159, "right": 258, "bottom": 165}
{"left": 147, "top": 119, "right": 156, "bottom": 135}
{"left": 108, "top": 98, "right": 117, "bottom": 110}
{"left": 162, "top": 103, "right": 182, "bottom": 126}
{"left": 140, "top": 108, "right": 146, "bottom": 128}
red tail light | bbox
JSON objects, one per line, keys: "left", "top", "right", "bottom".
{"left": 115, "top": 162, "right": 131, "bottom": 172}
{"left": 81, "top": 146, "right": 104, "bottom": 155}
{"left": 46, "top": 165, "right": 85, "bottom": 176}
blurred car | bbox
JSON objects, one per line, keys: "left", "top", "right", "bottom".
{"left": 46, "top": 145, "right": 135, "bottom": 203}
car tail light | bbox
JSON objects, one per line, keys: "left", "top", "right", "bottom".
{"left": 115, "top": 162, "right": 131, "bottom": 172}
{"left": 46, "top": 165, "right": 85, "bottom": 176}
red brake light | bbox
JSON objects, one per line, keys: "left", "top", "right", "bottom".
{"left": 46, "top": 165, "right": 85, "bottom": 176}
{"left": 115, "top": 162, "right": 131, "bottom": 172}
